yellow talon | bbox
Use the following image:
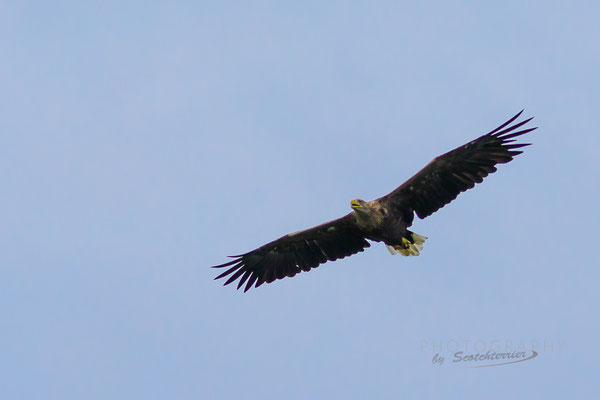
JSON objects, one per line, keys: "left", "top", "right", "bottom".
{"left": 392, "top": 233, "right": 428, "bottom": 257}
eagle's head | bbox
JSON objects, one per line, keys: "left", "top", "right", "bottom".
{"left": 351, "top": 198, "right": 382, "bottom": 228}
{"left": 350, "top": 198, "right": 369, "bottom": 213}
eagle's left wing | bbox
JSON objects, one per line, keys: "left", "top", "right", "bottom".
{"left": 379, "top": 110, "right": 536, "bottom": 220}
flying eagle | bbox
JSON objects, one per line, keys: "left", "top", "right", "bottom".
{"left": 213, "top": 110, "right": 536, "bottom": 292}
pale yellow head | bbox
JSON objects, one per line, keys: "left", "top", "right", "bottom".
{"left": 351, "top": 198, "right": 381, "bottom": 228}
{"left": 350, "top": 198, "right": 367, "bottom": 211}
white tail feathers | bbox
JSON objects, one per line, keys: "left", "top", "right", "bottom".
{"left": 386, "top": 232, "right": 428, "bottom": 257}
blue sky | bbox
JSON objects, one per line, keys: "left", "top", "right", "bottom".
{"left": 1, "top": 1, "right": 598, "bottom": 398}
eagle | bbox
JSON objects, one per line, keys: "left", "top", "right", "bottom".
{"left": 213, "top": 110, "right": 536, "bottom": 292}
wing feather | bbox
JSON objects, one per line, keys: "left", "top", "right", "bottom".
{"left": 379, "top": 110, "right": 536, "bottom": 220}
{"left": 212, "top": 213, "right": 370, "bottom": 292}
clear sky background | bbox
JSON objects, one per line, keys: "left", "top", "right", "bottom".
{"left": 2, "top": 1, "right": 598, "bottom": 399}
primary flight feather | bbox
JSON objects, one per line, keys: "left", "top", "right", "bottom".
{"left": 213, "top": 110, "right": 536, "bottom": 292}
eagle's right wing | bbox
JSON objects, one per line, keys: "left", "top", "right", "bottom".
{"left": 212, "top": 213, "right": 370, "bottom": 292}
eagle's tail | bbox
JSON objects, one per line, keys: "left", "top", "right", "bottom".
{"left": 386, "top": 231, "right": 428, "bottom": 256}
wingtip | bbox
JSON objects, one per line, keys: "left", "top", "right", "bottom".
{"left": 487, "top": 109, "right": 527, "bottom": 135}
{"left": 236, "top": 279, "right": 246, "bottom": 290}
{"left": 211, "top": 259, "right": 239, "bottom": 269}
{"left": 521, "top": 116, "right": 534, "bottom": 124}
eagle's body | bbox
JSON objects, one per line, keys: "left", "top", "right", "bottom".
{"left": 213, "top": 111, "right": 536, "bottom": 291}
{"left": 351, "top": 199, "right": 421, "bottom": 256}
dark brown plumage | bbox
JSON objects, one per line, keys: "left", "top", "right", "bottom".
{"left": 213, "top": 110, "right": 536, "bottom": 291}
